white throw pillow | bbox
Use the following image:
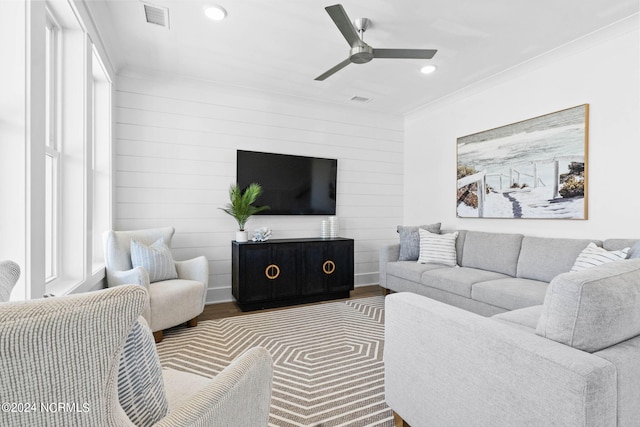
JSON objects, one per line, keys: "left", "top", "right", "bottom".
{"left": 417, "top": 230, "right": 459, "bottom": 266}
{"left": 570, "top": 242, "right": 629, "bottom": 272}
{"left": 130, "top": 238, "right": 178, "bottom": 283}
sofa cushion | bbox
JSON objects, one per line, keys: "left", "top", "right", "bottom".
{"left": 603, "top": 238, "right": 639, "bottom": 252}
{"left": 570, "top": 243, "right": 629, "bottom": 272}
{"left": 536, "top": 259, "right": 640, "bottom": 353}
{"left": 417, "top": 230, "right": 459, "bottom": 266}
{"left": 386, "top": 261, "right": 450, "bottom": 284}
{"left": 492, "top": 305, "right": 543, "bottom": 333}
{"left": 460, "top": 231, "right": 523, "bottom": 276}
{"left": 516, "top": 236, "right": 597, "bottom": 283}
{"left": 472, "top": 278, "right": 548, "bottom": 311}
{"left": 422, "top": 267, "right": 509, "bottom": 298}
{"left": 397, "top": 223, "right": 441, "bottom": 261}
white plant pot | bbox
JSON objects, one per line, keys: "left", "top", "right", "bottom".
{"left": 235, "top": 230, "right": 249, "bottom": 242}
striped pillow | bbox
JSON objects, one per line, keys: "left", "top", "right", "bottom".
{"left": 118, "top": 318, "right": 169, "bottom": 426}
{"left": 571, "top": 242, "right": 629, "bottom": 272}
{"left": 418, "top": 230, "right": 459, "bottom": 267}
{"left": 130, "top": 238, "right": 178, "bottom": 283}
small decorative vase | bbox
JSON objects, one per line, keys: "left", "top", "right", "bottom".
{"left": 236, "top": 230, "right": 249, "bottom": 242}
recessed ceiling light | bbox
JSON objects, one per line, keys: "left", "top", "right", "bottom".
{"left": 420, "top": 65, "right": 437, "bottom": 75}
{"left": 204, "top": 5, "right": 227, "bottom": 21}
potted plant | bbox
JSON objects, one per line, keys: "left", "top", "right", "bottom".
{"left": 220, "top": 183, "right": 269, "bottom": 242}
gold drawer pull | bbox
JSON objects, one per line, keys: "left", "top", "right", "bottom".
{"left": 323, "top": 260, "right": 336, "bottom": 275}
{"left": 265, "top": 264, "right": 280, "bottom": 280}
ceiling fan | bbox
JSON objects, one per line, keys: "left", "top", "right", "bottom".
{"left": 315, "top": 4, "right": 437, "bottom": 81}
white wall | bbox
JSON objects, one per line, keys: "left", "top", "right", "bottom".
{"left": 115, "top": 74, "right": 404, "bottom": 303}
{"left": 404, "top": 16, "right": 639, "bottom": 239}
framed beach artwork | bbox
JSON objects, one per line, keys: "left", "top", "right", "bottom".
{"left": 457, "top": 104, "right": 589, "bottom": 219}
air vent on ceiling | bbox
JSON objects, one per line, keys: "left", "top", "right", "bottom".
{"left": 142, "top": 2, "right": 170, "bottom": 28}
{"left": 350, "top": 95, "right": 372, "bottom": 103}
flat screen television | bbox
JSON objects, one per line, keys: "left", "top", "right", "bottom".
{"left": 237, "top": 150, "right": 337, "bottom": 215}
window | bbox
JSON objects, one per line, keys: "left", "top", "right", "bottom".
{"left": 42, "top": 0, "right": 113, "bottom": 296}
{"left": 44, "top": 13, "right": 60, "bottom": 283}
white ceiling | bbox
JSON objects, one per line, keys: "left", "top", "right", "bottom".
{"left": 85, "top": 0, "right": 639, "bottom": 114}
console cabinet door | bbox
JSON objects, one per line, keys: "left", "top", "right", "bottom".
{"left": 235, "top": 245, "right": 271, "bottom": 303}
{"left": 269, "top": 244, "right": 299, "bottom": 299}
{"left": 301, "top": 242, "right": 329, "bottom": 295}
{"left": 301, "top": 240, "right": 354, "bottom": 294}
{"left": 325, "top": 240, "right": 354, "bottom": 292}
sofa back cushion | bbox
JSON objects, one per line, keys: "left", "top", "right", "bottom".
{"left": 606, "top": 239, "right": 640, "bottom": 260}
{"left": 536, "top": 259, "right": 640, "bottom": 353}
{"left": 441, "top": 229, "right": 467, "bottom": 266}
{"left": 517, "top": 237, "right": 599, "bottom": 283}
{"left": 460, "top": 231, "right": 523, "bottom": 276}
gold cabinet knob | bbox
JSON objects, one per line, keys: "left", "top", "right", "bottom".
{"left": 265, "top": 264, "right": 280, "bottom": 280}
{"left": 323, "top": 260, "right": 336, "bottom": 275}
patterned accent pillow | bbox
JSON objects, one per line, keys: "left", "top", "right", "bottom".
{"left": 397, "top": 223, "right": 441, "bottom": 261}
{"left": 417, "top": 230, "right": 459, "bottom": 266}
{"left": 130, "top": 238, "right": 178, "bottom": 283}
{"left": 118, "top": 318, "right": 169, "bottom": 426}
{"left": 570, "top": 242, "right": 629, "bottom": 272}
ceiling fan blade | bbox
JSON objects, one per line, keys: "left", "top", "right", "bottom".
{"left": 325, "top": 4, "right": 361, "bottom": 48}
{"left": 373, "top": 48, "right": 437, "bottom": 59}
{"left": 314, "top": 58, "right": 352, "bottom": 81}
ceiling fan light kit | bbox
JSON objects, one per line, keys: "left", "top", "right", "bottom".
{"left": 315, "top": 4, "right": 437, "bottom": 81}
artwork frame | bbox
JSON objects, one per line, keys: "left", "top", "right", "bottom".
{"left": 456, "top": 104, "right": 589, "bottom": 219}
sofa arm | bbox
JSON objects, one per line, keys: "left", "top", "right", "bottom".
{"left": 155, "top": 347, "right": 273, "bottom": 427}
{"left": 379, "top": 244, "right": 400, "bottom": 288}
{"left": 384, "top": 293, "right": 617, "bottom": 427}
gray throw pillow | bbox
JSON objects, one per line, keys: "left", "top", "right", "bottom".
{"left": 130, "top": 238, "right": 178, "bottom": 283}
{"left": 397, "top": 223, "right": 441, "bottom": 261}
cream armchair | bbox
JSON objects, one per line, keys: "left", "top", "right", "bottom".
{"left": 103, "top": 227, "right": 208, "bottom": 342}
{"left": 0, "top": 285, "right": 274, "bottom": 427}
{"left": 0, "top": 260, "right": 20, "bottom": 302}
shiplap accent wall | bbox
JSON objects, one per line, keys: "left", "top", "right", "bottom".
{"left": 115, "top": 74, "right": 404, "bottom": 304}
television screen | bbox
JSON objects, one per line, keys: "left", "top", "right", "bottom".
{"left": 237, "top": 150, "right": 337, "bottom": 215}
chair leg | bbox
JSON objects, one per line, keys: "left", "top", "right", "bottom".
{"left": 383, "top": 287, "right": 392, "bottom": 296}
{"left": 393, "top": 411, "right": 409, "bottom": 427}
{"left": 153, "top": 330, "right": 163, "bottom": 343}
{"left": 187, "top": 316, "right": 198, "bottom": 328}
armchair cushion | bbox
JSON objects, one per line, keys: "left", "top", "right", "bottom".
{"left": 131, "top": 238, "right": 178, "bottom": 283}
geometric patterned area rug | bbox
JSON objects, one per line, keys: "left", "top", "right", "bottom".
{"left": 156, "top": 296, "right": 393, "bottom": 426}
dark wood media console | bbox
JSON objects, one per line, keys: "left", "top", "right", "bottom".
{"left": 232, "top": 237, "right": 354, "bottom": 311}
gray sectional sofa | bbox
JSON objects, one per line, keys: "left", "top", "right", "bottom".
{"left": 379, "top": 229, "right": 637, "bottom": 316}
{"left": 381, "top": 229, "right": 640, "bottom": 426}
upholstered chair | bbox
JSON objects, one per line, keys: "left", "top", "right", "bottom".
{"left": 0, "top": 285, "right": 274, "bottom": 427}
{"left": 103, "top": 226, "right": 208, "bottom": 342}
{"left": 0, "top": 260, "right": 20, "bottom": 302}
